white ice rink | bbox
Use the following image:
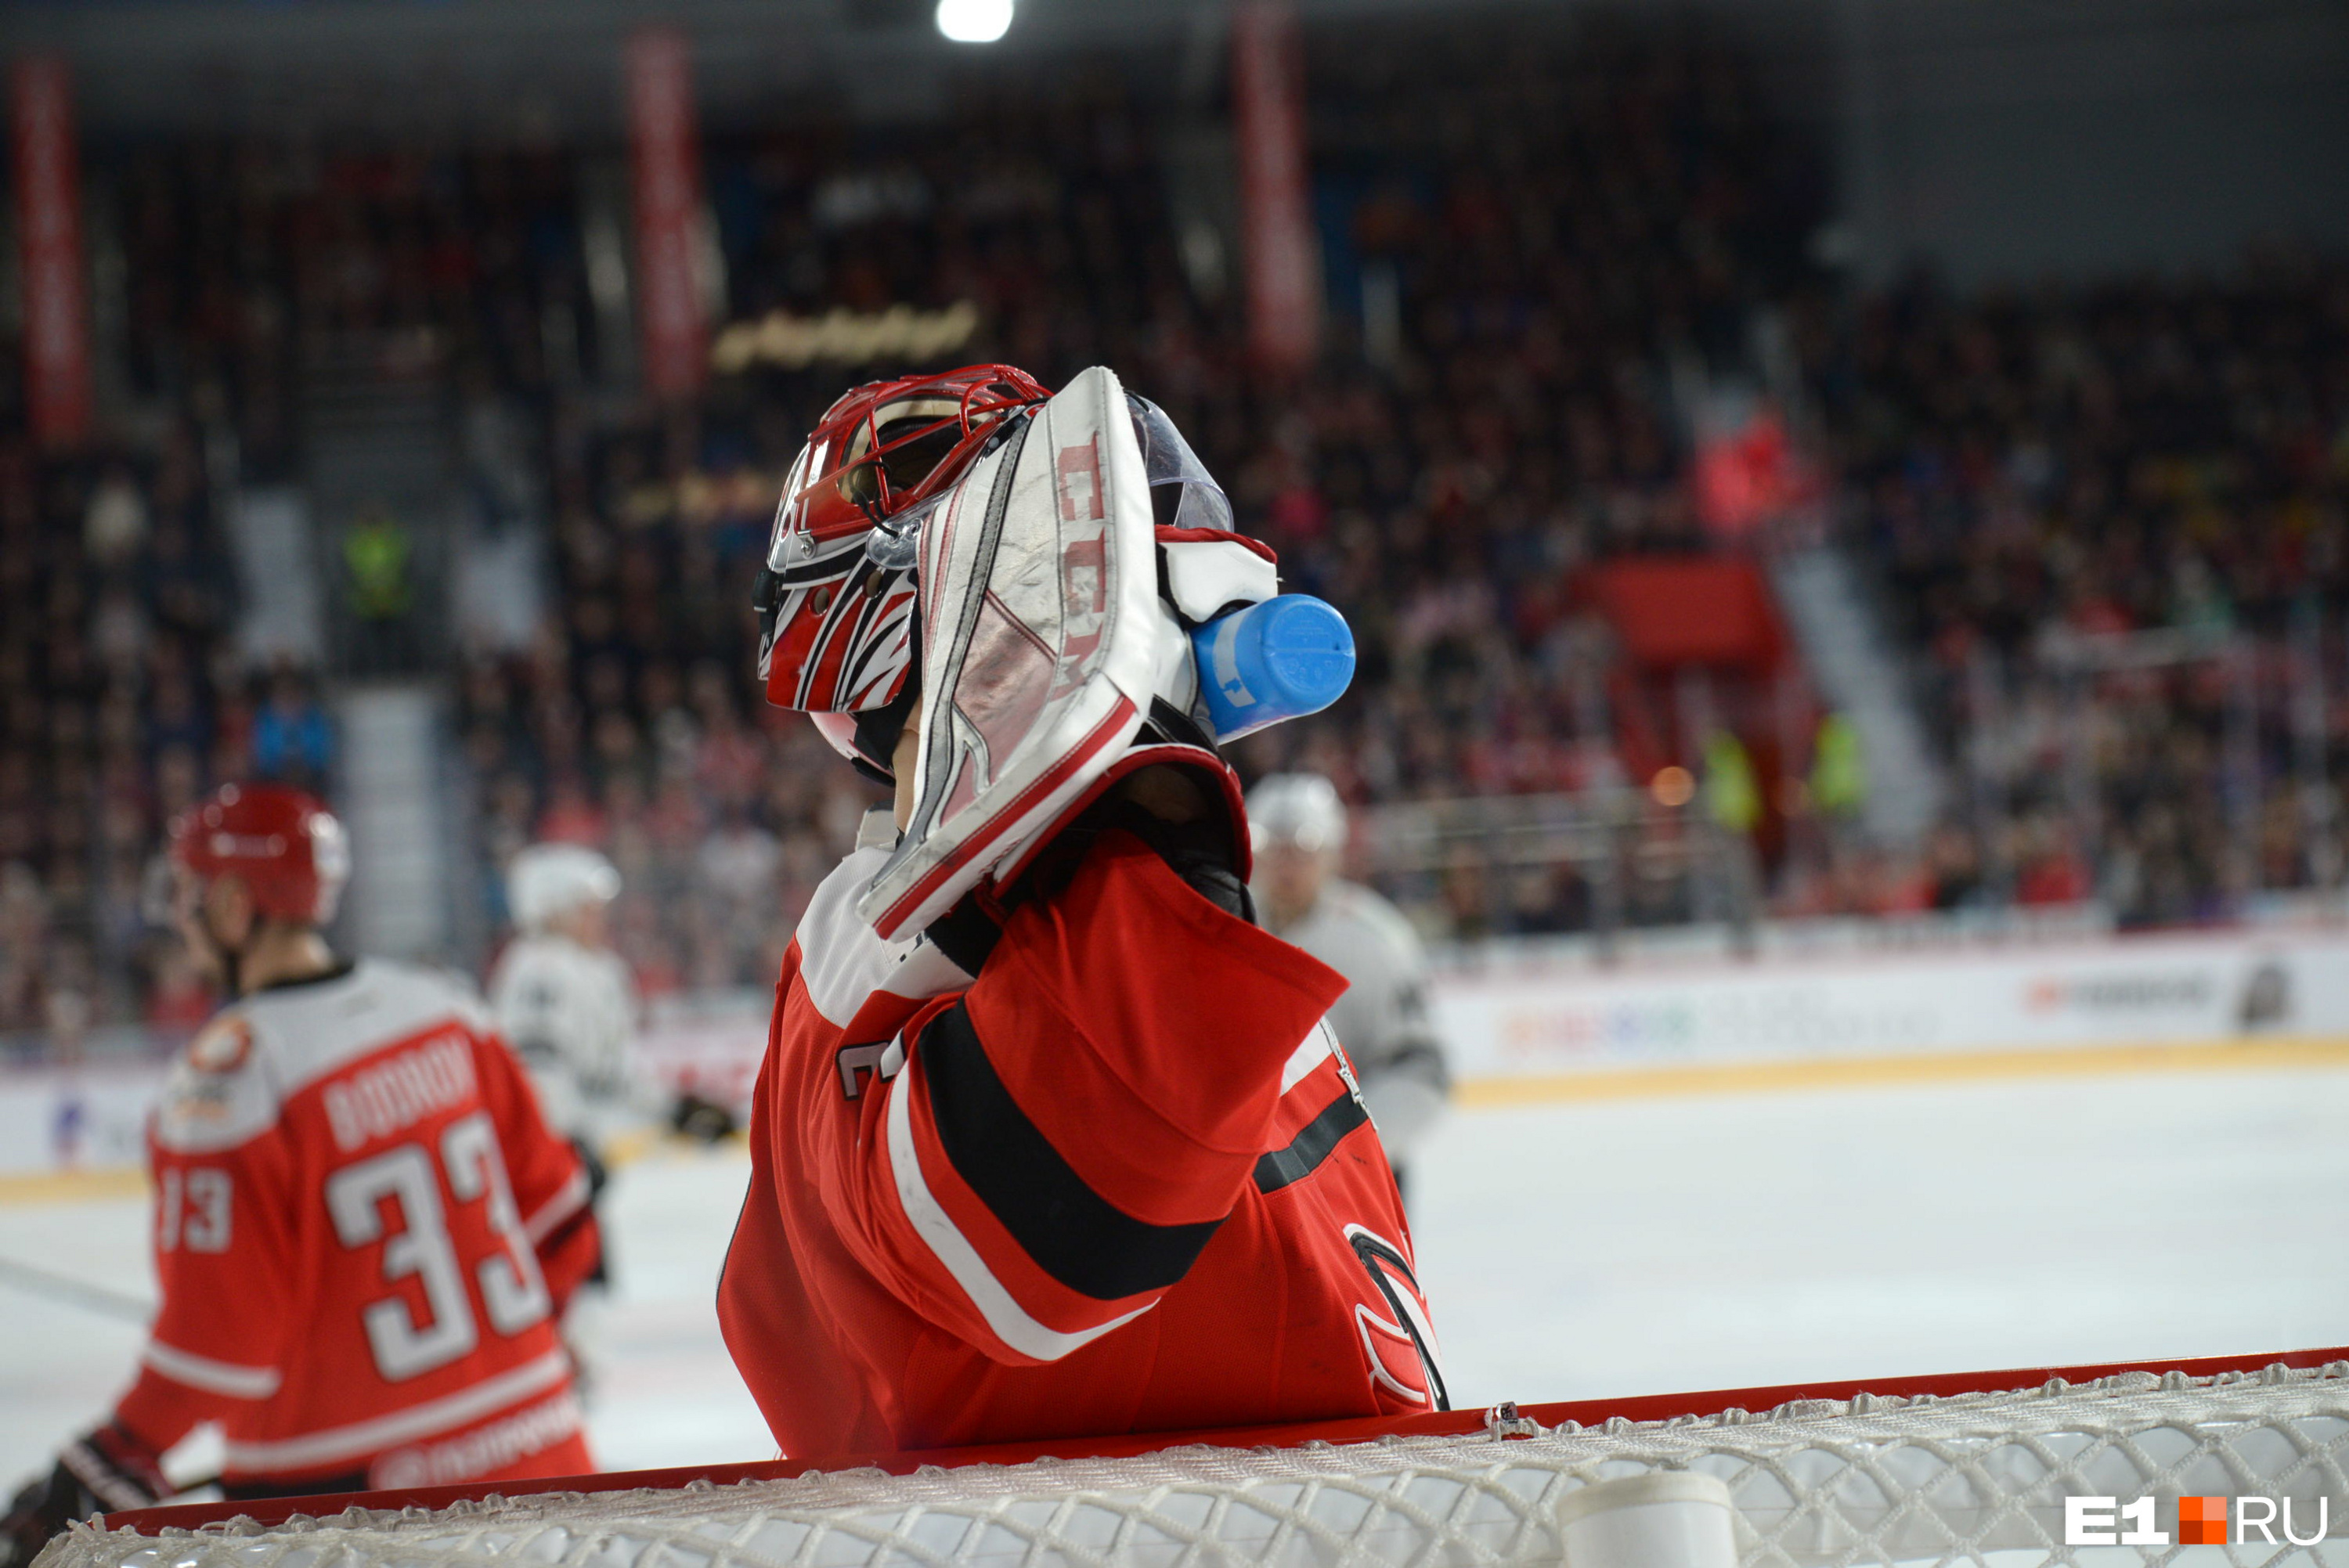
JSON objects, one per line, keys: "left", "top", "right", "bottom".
{"left": 4, "top": 1062, "right": 2345, "bottom": 1489}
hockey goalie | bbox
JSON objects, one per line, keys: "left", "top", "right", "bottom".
{"left": 718, "top": 363, "right": 1444, "bottom": 1458}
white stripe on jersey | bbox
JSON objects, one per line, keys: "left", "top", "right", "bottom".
{"left": 883, "top": 1058, "right": 1152, "bottom": 1364}
{"left": 1279, "top": 1022, "right": 1337, "bottom": 1095}
{"left": 522, "top": 1165, "right": 591, "bottom": 1245}
{"left": 220, "top": 1347, "right": 570, "bottom": 1474}
{"left": 140, "top": 1339, "right": 281, "bottom": 1400}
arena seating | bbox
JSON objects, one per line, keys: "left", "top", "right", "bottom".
{"left": 9, "top": 12, "right": 2346, "bottom": 1029}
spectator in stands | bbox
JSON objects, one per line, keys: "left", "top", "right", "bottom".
{"left": 251, "top": 664, "right": 334, "bottom": 791}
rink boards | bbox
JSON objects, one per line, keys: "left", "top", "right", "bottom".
{"left": 7, "top": 923, "right": 2349, "bottom": 1180}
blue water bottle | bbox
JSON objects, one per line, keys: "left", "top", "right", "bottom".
{"left": 1189, "top": 594, "right": 1357, "bottom": 741}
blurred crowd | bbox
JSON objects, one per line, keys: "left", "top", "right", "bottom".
{"left": 1827, "top": 256, "right": 2349, "bottom": 925}
{"left": 0, "top": 430, "right": 346, "bottom": 1036}
{"left": 449, "top": 20, "right": 1824, "bottom": 985}
{"left": 113, "top": 145, "right": 587, "bottom": 479}
{"left": 5, "top": 10, "right": 2347, "bottom": 1034}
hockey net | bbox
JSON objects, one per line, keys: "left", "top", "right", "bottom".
{"left": 41, "top": 1349, "right": 2349, "bottom": 1568}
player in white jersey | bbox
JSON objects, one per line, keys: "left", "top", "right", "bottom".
{"left": 485, "top": 843, "right": 642, "bottom": 1388}
{"left": 487, "top": 845, "right": 640, "bottom": 1151}
{"left": 1248, "top": 774, "right": 1451, "bottom": 1199}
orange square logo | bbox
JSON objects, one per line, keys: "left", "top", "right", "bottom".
{"left": 2178, "top": 1496, "right": 2228, "bottom": 1545}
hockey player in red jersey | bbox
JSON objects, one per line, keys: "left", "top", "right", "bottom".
{"left": 718, "top": 364, "right": 1444, "bottom": 1459}
{"left": 1, "top": 784, "right": 600, "bottom": 1566}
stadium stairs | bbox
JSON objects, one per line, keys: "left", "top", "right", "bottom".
{"left": 1771, "top": 545, "right": 1946, "bottom": 846}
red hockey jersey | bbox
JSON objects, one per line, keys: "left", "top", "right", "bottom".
{"left": 114, "top": 961, "right": 599, "bottom": 1493}
{"left": 718, "top": 818, "right": 1445, "bottom": 1458}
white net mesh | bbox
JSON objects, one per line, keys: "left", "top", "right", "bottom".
{"left": 41, "top": 1361, "right": 2349, "bottom": 1568}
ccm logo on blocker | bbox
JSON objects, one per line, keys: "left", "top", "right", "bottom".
{"left": 2064, "top": 1495, "right": 2331, "bottom": 1547}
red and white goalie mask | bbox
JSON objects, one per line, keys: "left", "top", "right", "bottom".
{"left": 755, "top": 365, "right": 1052, "bottom": 766}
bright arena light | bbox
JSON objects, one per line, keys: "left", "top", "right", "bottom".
{"left": 936, "top": 0, "right": 1013, "bottom": 45}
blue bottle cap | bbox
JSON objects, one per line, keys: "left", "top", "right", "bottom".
{"left": 1191, "top": 595, "right": 1357, "bottom": 741}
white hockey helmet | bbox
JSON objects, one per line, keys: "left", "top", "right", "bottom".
{"left": 507, "top": 844, "right": 621, "bottom": 932}
{"left": 1247, "top": 773, "right": 1348, "bottom": 857}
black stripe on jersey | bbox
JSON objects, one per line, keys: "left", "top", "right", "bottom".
{"left": 1253, "top": 1087, "right": 1369, "bottom": 1194}
{"left": 915, "top": 1000, "right": 1223, "bottom": 1302}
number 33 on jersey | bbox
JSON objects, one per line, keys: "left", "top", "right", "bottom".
{"left": 120, "top": 961, "right": 601, "bottom": 1493}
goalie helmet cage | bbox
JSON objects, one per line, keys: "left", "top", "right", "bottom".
{"left": 49, "top": 1346, "right": 2349, "bottom": 1568}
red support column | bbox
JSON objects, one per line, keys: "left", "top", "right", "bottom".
{"left": 626, "top": 27, "right": 709, "bottom": 401}
{"left": 1230, "top": 2, "right": 1320, "bottom": 376}
{"left": 12, "top": 55, "right": 92, "bottom": 448}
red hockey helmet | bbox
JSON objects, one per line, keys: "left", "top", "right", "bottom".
{"left": 168, "top": 782, "right": 352, "bottom": 926}
{"left": 754, "top": 364, "right": 1049, "bottom": 732}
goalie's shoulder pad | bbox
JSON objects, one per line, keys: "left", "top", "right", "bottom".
{"left": 1160, "top": 527, "right": 1278, "bottom": 628}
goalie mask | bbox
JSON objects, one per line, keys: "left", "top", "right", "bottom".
{"left": 757, "top": 362, "right": 1264, "bottom": 785}
{"left": 755, "top": 365, "right": 1052, "bottom": 775}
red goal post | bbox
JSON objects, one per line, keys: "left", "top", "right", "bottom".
{"left": 56, "top": 1344, "right": 2349, "bottom": 1568}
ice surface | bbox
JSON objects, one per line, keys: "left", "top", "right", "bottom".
{"left": 2, "top": 1066, "right": 2343, "bottom": 1489}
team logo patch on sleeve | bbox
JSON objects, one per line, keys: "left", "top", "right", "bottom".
{"left": 1347, "top": 1224, "right": 1448, "bottom": 1411}
{"left": 186, "top": 1016, "right": 254, "bottom": 1076}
